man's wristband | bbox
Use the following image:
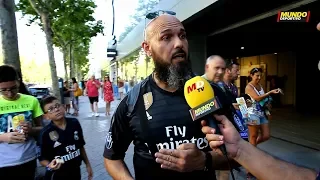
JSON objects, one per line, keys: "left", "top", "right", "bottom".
{"left": 203, "top": 152, "right": 212, "bottom": 171}
{"left": 316, "top": 171, "right": 320, "bottom": 180}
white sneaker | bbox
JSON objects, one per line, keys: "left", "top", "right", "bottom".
{"left": 95, "top": 113, "right": 99, "bottom": 117}
{"left": 91, "top": 113, "right": 95, "bottom": 117}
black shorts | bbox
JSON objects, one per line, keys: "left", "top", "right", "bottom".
{"left": 0, "top": 159, "right": 36, "bottom": 180}
{"left": 88, "top": 96, "right": 99, "bottom": 104}
{"left": 44, "top": 167, "right": 81, "bottom": 180}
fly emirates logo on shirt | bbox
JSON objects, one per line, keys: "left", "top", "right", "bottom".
{"left": 155, "top": 125, "right": 209, "bottom": 150}
{"left": 55, "top": 144, "right": 80, "bottom": 163}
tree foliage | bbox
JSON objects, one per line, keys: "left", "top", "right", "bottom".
{"left": 118, "top": 0, "right": 160, "bottom": 42}
{"left": 73, "top": 42, "right": 90, "bottom": 74}
{"left": 16, "top": 0, "right": 104, "bottom": 98}
{"left": 50, "top": 0, "right": 104, "bottom": 49}
{"left": 16, "top": 0, "right": 104, "bottom": 76}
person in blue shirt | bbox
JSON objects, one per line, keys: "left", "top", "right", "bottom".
{"left": 38, "top": 96, "right": 93, "bottom": 180}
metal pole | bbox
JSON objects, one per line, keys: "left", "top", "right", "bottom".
{"left": 111, "top": 0, "right": 115, "bottom": 35}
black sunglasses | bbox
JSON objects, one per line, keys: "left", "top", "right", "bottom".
{"left": 144, "top": 10, "right": 177, "bottom": 40}
{"left": 145, "top": 10, "right": 176, "bottom": 20}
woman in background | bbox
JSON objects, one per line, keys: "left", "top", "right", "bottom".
{"left": 245, "top": 68, "right": 280, "bottom": 147}
{"left": 117, "top": 78, "right": 124, "bottom": 100}
{"left": 63, "top": 81, "right": 71, "bottom": 115}
{"left": 71, "top": 77, "right": 80, "bottom": 116}
{"left": 102, "top": 75, "right": 114, "bottom": 116}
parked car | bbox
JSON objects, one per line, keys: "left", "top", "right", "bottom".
{"left": 29, "top": 86, "right": 52, "bottom": 101}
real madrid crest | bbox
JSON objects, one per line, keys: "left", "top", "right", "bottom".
{"left": 105, "top": 132, "right": 113, "bottom": 149}
{"left": 49, "top": 131, "right": 59, "bottom": 141}
{"left": 74, "top": 131, "right": 79, "bottom": 140}
{"left": 143, "top": 92, "right": 153, "bottom": 110}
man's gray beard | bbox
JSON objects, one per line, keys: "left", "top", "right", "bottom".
{"left": 153, "top": 51, "right": 192, "bottom": 90}
{"left": 166, "top": 65, "right": 183, "bottom": 89}
{"left": 166, "top": 65, "right": 191, "bottom": 89}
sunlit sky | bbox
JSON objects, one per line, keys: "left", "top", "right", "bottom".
{"left": 15, "top": 0, "right": 139, "bottom": 76}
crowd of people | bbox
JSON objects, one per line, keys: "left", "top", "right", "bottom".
{"left": 61, "top": 74, "right": 142, "bottom": 117}
{"left": 0, "top": 14, "right": 319, "bottom": 180}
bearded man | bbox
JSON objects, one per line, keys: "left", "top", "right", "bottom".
{"left": 103, "top": 14, "right": 236, "bottom": 180}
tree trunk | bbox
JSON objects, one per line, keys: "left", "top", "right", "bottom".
{"left": 124, "top": 63, "right": 127, "bottom": 80}
{"left": 40, "top": 13, "right": 60, "bottom": 100}
{"left": 134, "top": 59, "right": 138, "bottom": 80}
{"left": 62, "top": 48, "right": 68, "bottom": 81}
{"left": 69, "top": 44, "right": 75, "bottom": 79}
{"left": 120, "top": 63, "right": 124, "bottom": 79}
{"left": 75, "top": 63, "right": 80, "bottom": 81}
{"left": 0, "top": 0, "right": 21, "bottom": 73}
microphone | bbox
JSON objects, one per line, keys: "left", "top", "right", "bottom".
{"left": 184, "top": 76, "right": 236, "bottom": 180}
{"left": 184, "top": 76, "right": 226, "bottom": 153}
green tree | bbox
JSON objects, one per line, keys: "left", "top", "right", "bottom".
{"left": 51, "top": 0, "right": 103, "bottom": 80}
{"left": 16, "top": 0, "right": 103, "bottom": 99}
{"left": 16, "top": 0, "right": 62, "bottom": 99}
{"left": 73, "top": 42, "right": 90, "bottom": 80}
{"left": 118, "top": 0, "right": 160, "bottom": 42}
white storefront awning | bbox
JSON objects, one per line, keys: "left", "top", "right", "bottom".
{"left": 116, "top": 0, "right": 218, "bottom": 61}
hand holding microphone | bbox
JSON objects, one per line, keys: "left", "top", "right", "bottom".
{"left": 201, "top": 115, "right": 242, "bottom": 158}
{"left": 184, "top": 76, "right": 236, "bottom": 180}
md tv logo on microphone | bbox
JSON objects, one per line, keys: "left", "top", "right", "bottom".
{"left": 187, "top": 80, "right": 205, "bottom": 93}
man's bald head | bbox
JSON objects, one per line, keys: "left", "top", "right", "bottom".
{"left": 141, "top": 14, "right": 190, "bottom": 89}
{"left": 206, "top": 55, "right": 224, "bottom": 65}
{"left": 204, "top": 55, "right": 226, "bottom": 83}
{"left": 144, "top": 14, "right": 184, "bottom": 42}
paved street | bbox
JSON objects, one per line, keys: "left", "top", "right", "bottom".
{"left": 74, "top": 96, "right": 134, "bottom": 180}
{"left": 73, "top": 96, "right": 320, "bottom": 180}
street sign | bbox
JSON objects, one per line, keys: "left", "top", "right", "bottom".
{"left": 107, "top": 48, "right": 118, "bottom": 57}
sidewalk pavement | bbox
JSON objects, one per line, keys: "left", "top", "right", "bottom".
{"left": 74, "top": 96, "right": 134, "bottom": 180}
{"left": 74, "top": 96, "right": 320, "bottom": 180}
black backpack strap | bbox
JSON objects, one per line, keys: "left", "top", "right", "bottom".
{"left": 126, "top": 78, "right": 158, "bottom": 157}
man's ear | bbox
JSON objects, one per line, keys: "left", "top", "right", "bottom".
{"left": 142, "top": 41, "right": 151, "bottom": 57}
{"left": 204, "top": 64, "right": 209, "bottom": 72}
{"left": 226, "top": 68, "right": 231, "bottom": 74}
{"left": 16, "top": 80, "right": 20, "bottom": 88}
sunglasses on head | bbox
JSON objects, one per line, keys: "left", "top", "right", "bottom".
{"left": 144, "top": 10, "right": 177, "bottom": 40}
{"left": 228, "top": 59, "right": 235, "bottom": 66}
{"left": 250, "top": 68, "right": 262, "bottom": 74}
{"left": 145, "top": 10, "right": 176, "bottom": 20}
